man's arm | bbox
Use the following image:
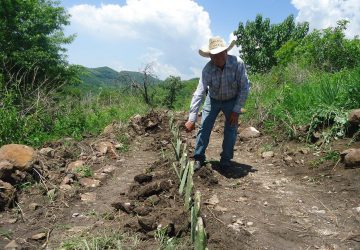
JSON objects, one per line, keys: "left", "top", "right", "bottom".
{"left": 232, "top": 58, "right": 250, "bottom": 114}
{"left": 185, "top": 76, "right": 206, "bottom": 132}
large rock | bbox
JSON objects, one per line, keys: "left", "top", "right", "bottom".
{"left": 341, "top": 148, "right": 360, "bottom": 168}
{"left": 239, "top": 127, "right": 260, "bottom": 141}
{"left": 0, "top": 180, "right": 15, "bottom": 210}
{"left": 348, "top": 109, "right": 360, "bottom": 124}
{"left": 0, "top": 144, "right": 35, "bottom": 171}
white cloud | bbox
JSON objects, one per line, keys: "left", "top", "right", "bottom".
{"left": 227, "top": 32, "right": 240, "bottom": 57}
{"left": 292, "top": 0, "right": 360, "bottom": 38}
{"left": 68, "top": 0, "right": 213, "bottom": 79}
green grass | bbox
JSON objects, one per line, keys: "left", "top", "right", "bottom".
{"left": 75, "top": 165, "right": 93, "bottom": 178}
{"left": 243, "top": 65, "right": 360, "bottom": 141}
{"left": 0, "top": 89, "right": 149, "bottom": 147}
{"left": 59, "top": 230, "right": 143, "bottom": 250}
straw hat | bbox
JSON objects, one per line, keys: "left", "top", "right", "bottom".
{"left": 199, "top": 36, "right": 236, "bottom": 57}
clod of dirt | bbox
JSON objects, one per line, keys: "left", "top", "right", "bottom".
{"left": 133, "top": 206, "right": 152, "bottom": 216}
{"left": 111, "top": 201, "right": 135, "bottom": 214}
{"left": 0, "top": 180, "right": 15, "bottom": 210}
{"left": 196, "top": 165, "right": 219, "bottom": 185}
{"left": 132, "top": 180, "right": 171, "bottom": 199}
{"left": 134, "top": 173, "right": 153, "bottom": 184}
{"left": 138, "top": 216, "right": 157, "bottom": 232}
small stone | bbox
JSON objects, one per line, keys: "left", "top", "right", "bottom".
{"left": 284, "top": 156, "right": 293, "bottom": 164}
{"left": 264, "top": 201, "right": 268, "bottom": 206}
{"left": 101, "top": 165, "right": 116, "bottom": 174}
{"left": 114, "top": 143, "right": 124, "bottom": 149}
{"left": 29, "top": 203, "right": 40, "bottom": 211}
{"left": 354, "top": 207, "right": 360, "bottom": 213}
{"left": 31, "top": 232, "right": 46, "bottom": 240}
{"left": 205, "top": 194, "right": 219, "bottom": 205}
{"left": 5, "top": 240, "right": 20, "bottom": 250}
{"left": 67, "top": 226, "right": 88, "bottom": 233}
{"left": 236, "top": 219, "right": 244, "bottom": 225}
{"left": 62, "top": 174, "right": 75, "bottom": 185}
{"left": 39, "top": 147, "right": 54, "bottom": 158}
{"left": 262, "top": 151, "right": 274, "bottom": 158}
{"left": 247, "top": 221, "right": 254, "bottom": 226}
{"left": 93, "top": 172, "right": 107, "bottom": 181}
{"left": 66, "top": 160, "right": 85, "bottom": 173}
{"left": 72, "top": 213, "right": 80, "bottom": 217}
{"left": 60, "top": 184, "right": 72, "bottom": 191}
{"left": 79, "top": 178, "right": 101, "bottom": 188}
{"left": 134, "top": 174, "right": 152, "bottom": 184}
{"left": 80, "top": 192, "right": 96, "bottom": 202}
{"left": 299, "top": 148, "right": 310, "bottom": 154}
{"left": 7, "top": 218, "right": 17, "bottom": 224}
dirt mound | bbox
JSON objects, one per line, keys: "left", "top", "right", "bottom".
{"left": 111, "top": 158, "right": 189, "bottom": 239}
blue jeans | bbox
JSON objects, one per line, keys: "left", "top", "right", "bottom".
{"left": 194, "top": 95, "right": 238, "bottom": 163}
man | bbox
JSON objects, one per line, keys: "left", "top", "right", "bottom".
{"left": 184, "top": 36, "right": 250, "bottom": 170}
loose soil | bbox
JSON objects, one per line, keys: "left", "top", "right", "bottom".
{"left": 1, "top": 111, "right": 359, "bottom": 250}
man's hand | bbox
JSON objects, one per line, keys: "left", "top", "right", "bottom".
{"left": 185, "top": 121, "right": 195, "bottom": 132}
{"left": 229, "top": 112, "right": 239, "bottom": 126}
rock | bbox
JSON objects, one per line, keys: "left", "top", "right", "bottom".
{"left": 80, "top": 192, "right": 96, "bottom": 202}
{"left": 0, "top": 180, "right": 15, "bottom": 210}
{"left": 67, "top": 226, "right": 88, "bottom": 233}
{"left": 29, "top": 203, "right": 40, "bottom": 211}
{"left": 262, "top": 151, "right": 274, "bottom": 158}
{"left": 66, "top": 160, "right": 85, "bottom": 173}
{"left": 284, "top": 156, "right": 293, "bottom": 165}
{"left": 96, "top": 141, "right": 112, "bottom": 155}
{"left": 39, "top": 147, "right": 54, "bottom": 158}
{"left": 341, "top": 148, "right": 360, "bottom": 168}
{"left": 205, "top": 194, "right": 219, "bottom": 205}
{"left": 114, "top": 143, "right": 124, "bottom": 149}
{"left": 354, "top": 207, "right": 360, "bottom": 213}
{"left": 107, "top": 145, "right": 119, "bottom": 159}
{"left": 101, "top": 165, "right": 116, "bottom": 174}
{"left": 79, "top": 178, "right": 101, "bottom": 188}
{"left": 93, "top": 172, "right": 108, "bottom": 181}
{"left": 299, "top": 147, "right": 310, "bottom": 154}
{"left": 348, "top": 109, "right": 360, "bottom": 124}
{"left": 59, "top": 184, "right": 72, "bottom": 191}
{"left": 246, "top": 221, "right": 254, "bottom": 226}
{"left": 0, "top": 144, "right": 35, "bottom": 170}
{"left": 4, "top": 240, "right": 21, "bottom": 250}
{"left": 239, "top": 127, "right": 260, "bottom": 141}
{"left": 61, "top": 174, "right": 76, "bottom": 185}
{"left": 30, "top": 232, "right": 46, "bottom": 240}
{"left": 134, "top": 174, "right": 152, "bottom": 184}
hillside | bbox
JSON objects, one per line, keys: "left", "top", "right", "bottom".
{"left": 79, "top": 66, "right": 161, "bottom": 89}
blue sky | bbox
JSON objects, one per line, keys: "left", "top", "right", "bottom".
{"left": 60, "top": 0, "right": 360, "bottom": 79}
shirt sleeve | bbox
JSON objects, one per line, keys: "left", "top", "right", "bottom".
{"left": 188, "top": 75, "right": 206, "bottom": 122}
{"left": 232, "top": 58, "right": 250, "bottom": 113}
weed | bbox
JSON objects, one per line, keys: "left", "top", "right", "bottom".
{"left": 116, "top": 134, "right": 130, "bottom": 152}
{"left": 0, "top": 227, "right": 13, "bottom": 240}
{"left": 75, "top": 165, "right": 93, "bottom": 178}
{"left": 59, "top": 230, "right": 142, "bottom": 250}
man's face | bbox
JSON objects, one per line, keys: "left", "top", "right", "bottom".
{"left": 210, "top": 50, "right": 227, "bottom": 69}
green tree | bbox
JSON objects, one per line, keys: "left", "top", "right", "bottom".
{"left": 162, "top": 76, "right": 183, "bottom": 109}
{"left": 286, "top": 20, "right": 360, "bottom": 72}
{"left": 234, "top": 14, "right": 309, "bottom": 73}
{"left": 0, "top": 0, "right": 77, "bottom": 95}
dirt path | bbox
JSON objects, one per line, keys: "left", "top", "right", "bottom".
{"left": 1, "top": 111, "right": 359, "bottom": 250}
{"left": 186, "top": 116, "right": 360, "bottom": 250}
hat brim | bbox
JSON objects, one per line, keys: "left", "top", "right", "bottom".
{"left": 199, "top": 40, "right": 236, "bottom": 58}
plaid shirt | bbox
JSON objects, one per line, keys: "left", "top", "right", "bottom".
{"left": 188, "top": 55, "right": 250, "bottom": 122}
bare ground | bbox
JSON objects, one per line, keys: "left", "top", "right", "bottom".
{"left": 1, "top": 111, "right": 359, "bottom": 250}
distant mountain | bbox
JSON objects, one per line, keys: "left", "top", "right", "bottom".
{"left": 79, "top": 66, "right": 161, "bottom": 89}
